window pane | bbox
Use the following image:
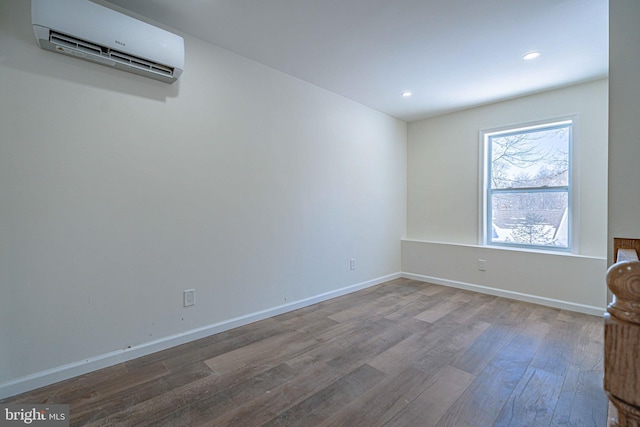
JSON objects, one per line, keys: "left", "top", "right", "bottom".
{"left": 490, "top": 126, "right": 570, "bottom": 189}
{"left": 490, "top": 191, "right": 569, "bottom": 248}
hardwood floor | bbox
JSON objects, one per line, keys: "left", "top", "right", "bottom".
{"left": 2, "top": 278, "right": 608, "bottom": 426}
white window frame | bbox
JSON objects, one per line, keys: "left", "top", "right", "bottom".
{"left": 480, "top": 118, "right": 574, "bottom": 252}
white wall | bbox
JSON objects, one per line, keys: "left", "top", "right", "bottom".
{"left": 0, "top": 0, "right": 406, "bottom": 397}
{"left": 405, "top": 80, "right": 609, "bottom": 313}
{"left": 608, "top": 0, "right": 640, "bottom": 264}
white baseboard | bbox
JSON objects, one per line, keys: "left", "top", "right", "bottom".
{"left": 0, "top": 272, "right": 401, "bottom": 400}
{"left": 3, "top": 270, "right": 601, "bottom": 400}
{"left": 401, "top": 272, "right": 606, "bottom": 317}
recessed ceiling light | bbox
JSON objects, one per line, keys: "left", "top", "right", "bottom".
{"left": 523, "top": 51, "right": 541, "bottom": 61}
{"left": 401, "top": 91, "right": 412, "bottom": 97}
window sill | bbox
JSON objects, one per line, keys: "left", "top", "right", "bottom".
{"left": 401, "top": 238, "right": 606, "bottom": 260}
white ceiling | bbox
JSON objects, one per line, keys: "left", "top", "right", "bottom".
{"left": 105, "top": 0, "right": 608, "bottom": 122}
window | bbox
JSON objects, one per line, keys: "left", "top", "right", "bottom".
{"left": 483, "top": 120, "right": 572, "bottom": 251}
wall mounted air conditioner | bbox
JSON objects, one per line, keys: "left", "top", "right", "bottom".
{"left": 32, "top": 0, "right": 184, "bottom": 84}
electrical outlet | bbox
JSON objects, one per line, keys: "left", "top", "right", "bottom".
{"left": 184, "top": 289, "right": 195, "bottom": 307}
{"left": 350, "top": 259, "right": 356, "bottom": 271}
{"left": 477, "top": 259, "right": 487, "bottom": 271}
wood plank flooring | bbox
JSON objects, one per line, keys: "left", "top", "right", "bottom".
{"left": 2, "top": 278, "right": 608, "bottom": 426}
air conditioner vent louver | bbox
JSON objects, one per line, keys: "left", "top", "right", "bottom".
{"left": 51, "top": 31, "right": 104, "bottom": 55}
{"left": 109, "top": 51, "right": 173, "bottom": 76}
{"left": 49, "top": 30, "right": 175, "bottom": 77}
